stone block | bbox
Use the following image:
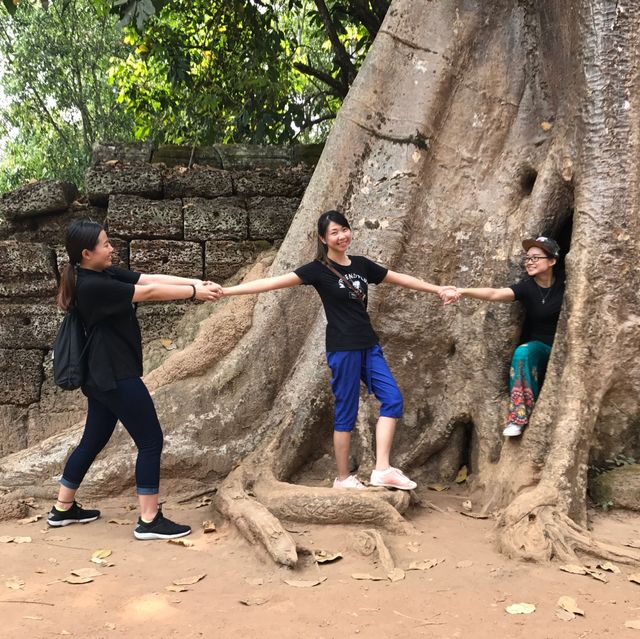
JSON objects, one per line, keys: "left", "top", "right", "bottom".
{"left": 130, "top": 240, "right": 203, "bottom": 278}
{"left": 1, "top": 180, "right": 78, "bottom": 220}
{"left": 108, "top": 195, "right": 183, "bottom": 239}
{"left": 248, "top": 196, "right": 299, "bottom": 240}
{"left": 136, "top": 302, "right": 190, "bottom": 342}
{"left": 92, "top": 141, "right": 154, "bottom": 165}
{"left": 0, "top": 303, "right": 63, "bottom": 349}
{"left": 0, "top": 241, "right": 57, "bottom": 299}
{"left": 233, "top": 167, "right": 312, "bottom": 197}
{"left": 0, "top": 206, "right": 107, "bottom": 246}
{"left": 85, "top": 162, "right": 163, "bottom": 206}
{"left": 215, "top": 144, "right": 292, "bottom": 169}
{"left": 205, "top": 240, "right": 271, "bottom": 281}
{"left": 183, "top": 197, "right": 248, "bottom": 241}
{"left": 164, "top": 166, "right": 233, "bottom": 198}
{"left": 0, "top": 348, "right": 44, "bottom": 405}
{"left": 152, "top": 145, "right": 223, "bottom": 168}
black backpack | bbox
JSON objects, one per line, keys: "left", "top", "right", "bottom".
{"left": 52, "top": 307, "right": 94, "bottom": 390}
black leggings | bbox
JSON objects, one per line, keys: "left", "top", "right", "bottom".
{"left": 60, "top": 377, "right": 164, "bottom": 495}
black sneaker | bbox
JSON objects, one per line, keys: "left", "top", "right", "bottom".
{"left": 133, "top": 508, "right": 191, "bottom": 540}
{"left": 47, "top": 501, "right": 100, "bottom": 527}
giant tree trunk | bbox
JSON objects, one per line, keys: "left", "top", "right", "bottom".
{"left": 2, "top": 0, "right": 640, "bottom": 565}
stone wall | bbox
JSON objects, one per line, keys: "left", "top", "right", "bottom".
{"left": 0, "top": 142, "right": 320, "bottom": 458}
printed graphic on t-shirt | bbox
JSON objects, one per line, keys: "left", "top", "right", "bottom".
{"left": 337, "top": 273, "right": 368, "bottom": 300}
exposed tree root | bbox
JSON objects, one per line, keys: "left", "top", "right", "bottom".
{"left": 496, "top": 485, "right": 640, "bottom": 565}
{"left": 145, "top": 253, "right": 274, "bottom": 391}
{"left": 215, "top": 456, "right": 412, "bottom": 567}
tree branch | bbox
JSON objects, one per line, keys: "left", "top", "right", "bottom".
{"left": 312, "top": 0, "right": 357, "bottom": 84}
{"left": 294, "top": 61, "right": 348, "bottom": 98}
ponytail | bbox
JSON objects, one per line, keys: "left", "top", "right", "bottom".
{"left": 56, "top": 219, "right": 103, "bottom": 311}
{"left": 57, "top": 263, "right": 77, "bottom": 311}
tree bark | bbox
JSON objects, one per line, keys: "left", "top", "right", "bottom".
{"left": 1, "top": 0, "right": 639, "bottom": 567}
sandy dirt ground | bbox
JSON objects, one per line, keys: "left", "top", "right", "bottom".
{"left": 2, "top": 485, "right": 640, "bottom": 639}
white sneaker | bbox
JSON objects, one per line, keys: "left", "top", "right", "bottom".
{"left": 502, "top": 424, "right": 523, "bottom": 437}
{"left": 333, "top": 474, "right": 366, "bottom": 489}
{"left": 369, "top": 467, "right": 417, "bottom": 491}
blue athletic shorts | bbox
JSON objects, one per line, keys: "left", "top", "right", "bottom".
{"left": 326, "top": 344, "right": 403, "bottom": 432}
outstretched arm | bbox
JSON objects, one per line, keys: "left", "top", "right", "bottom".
{"left": 383, "top": 270, "right": 449, "bottom": 297}
{"left": 457, "top": 287, "right": 515, "bottom": 302}
{"left": 222, "top": 273, "right": 303, "bottom": 296}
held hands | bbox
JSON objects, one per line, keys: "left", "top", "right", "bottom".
{"left": 438, "top": 285, "right": 460, "bottom": 305}
{"left": 195, "top": 281, "right": 223, "bottom": 301}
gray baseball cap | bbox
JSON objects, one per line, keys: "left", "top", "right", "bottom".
{"left": 522, "top": 236, "right": 560, "bottom": 258}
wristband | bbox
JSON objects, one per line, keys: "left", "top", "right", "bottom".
{"left": 190, "top": 284, "right": 197, "bottom": 300}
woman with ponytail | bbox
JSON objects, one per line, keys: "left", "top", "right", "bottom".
{"left": 222, "top": 210, "right": 453, "bottom": 491}
{"left": 49, "top": 219, "right": 221, "bottom": 540}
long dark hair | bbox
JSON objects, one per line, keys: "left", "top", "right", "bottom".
{"left": 57, "top": 219, "right": 103, "bottom": 311}
{"left": 315, "top": 210, "right": 351, "bottom": 263}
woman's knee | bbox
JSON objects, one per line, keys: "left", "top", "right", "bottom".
{"left": 380, "top": 390, "right": 404, "bottom": 419}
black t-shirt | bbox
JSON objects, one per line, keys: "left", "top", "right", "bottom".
{"left": 76, "top": 266, "right": 142, "bottom": 390}
{"left": 294, "top": 257, "right": 388, "bottom": 351}
{"left": 509, "top": 276, "right": 565, "bottom": 346}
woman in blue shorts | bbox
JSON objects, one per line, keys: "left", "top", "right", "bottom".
{"left": 49, "top": 220, "right": 221, "bottom": 539}
{"left": 222, "top": 210, "right": 451, "bottom": 490}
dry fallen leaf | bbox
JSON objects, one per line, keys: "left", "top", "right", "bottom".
{"left": 456, "top": 560, "right": 473, "bottom": 569}
{"left": 540, "top": 121, "right": 553, "bottom": 131}
{"left": 166, "top": 585, "right": 189, "bottom": 593}
{"left": 167, "top": 538, "right": 194, "bottom": 547}
{"left": 91, "top": 549, "right": 112, "bottom": 564}
{"left": 5, "top": 578, "right": 25, "bottom": 590}
{"left": 283, "top": 577, "right": 326, "bottom": 588}
{"left": 202, "top": 520, "right": 216, "bottom": 533}
{"left": 351, "top": 573, "right": 386, "bottom": 581}
{"left": 64, "top": 575, "right": 94, "bottom": 584}
{"left": 560, "top": 564, "right": 587, "bottom": 575}
{"left": 388, "top": 568, "right": 405, "bottom": 582}
{"left": 455, "top": 465, "right": 468, "bottom": 483}
{"left": 407, "top": 558, "right": 444, "bottom": 571}
{"left": 629, "top": 573, "right": 640, "bottom": 585}
{"left": 505, "top": 603, "right": 536, "bottom": 615}
{"left": 625, "top": 620, "right": 640, "bottom": 630}
{"left": 13, "top": 536, "right": 32, "bottom": 544}
{"left": 239, "top": 596, "right": 269, "bottom": 606}
{"left": 159, "top": 338, "right": 176, "bottom": 351}
{"left": 556, "top": 609, "right": 575, "bottom": 621}
{"left": 71, "top": 567, "right": 103, "bottom": 579}
{"left": 0, "top": 536, "right": 14, "bottom": 543}
{"left": 558, "top": 596, "right": 584, "bottom": 616}
{"left": 104, "top": 623, "right": 116, "bottom": 630}
{"left": 426, "top": 484, "right": 448, "bottom": 492}
{"left": 406, "top": 542, "right": 420, "bottom": 553}
{"left": 19, "top": 515, "right": 42, "bottom": 525}
{"left": 596, "top": 561, "right": 620, "bottom": 574}
{"left": 585, "top": 568, "right": 608, "bottom": 583}
{"left": 173, "top": 573, "right": 206, "bottom": 586}
{"left": 314, "top": 550, "right": 342, "bottom": 564}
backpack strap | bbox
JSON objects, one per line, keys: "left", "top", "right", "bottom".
{"left": 319, "top": 259, "right": 366, "bottom": 307}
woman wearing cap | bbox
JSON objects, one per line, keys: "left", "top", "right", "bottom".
{"left": 445, "top": 237, "right": 564, "bottom": 437}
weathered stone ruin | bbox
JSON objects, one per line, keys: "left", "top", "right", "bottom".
{"left": 0, "top": 142, "right": 320, "bottom": 459}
